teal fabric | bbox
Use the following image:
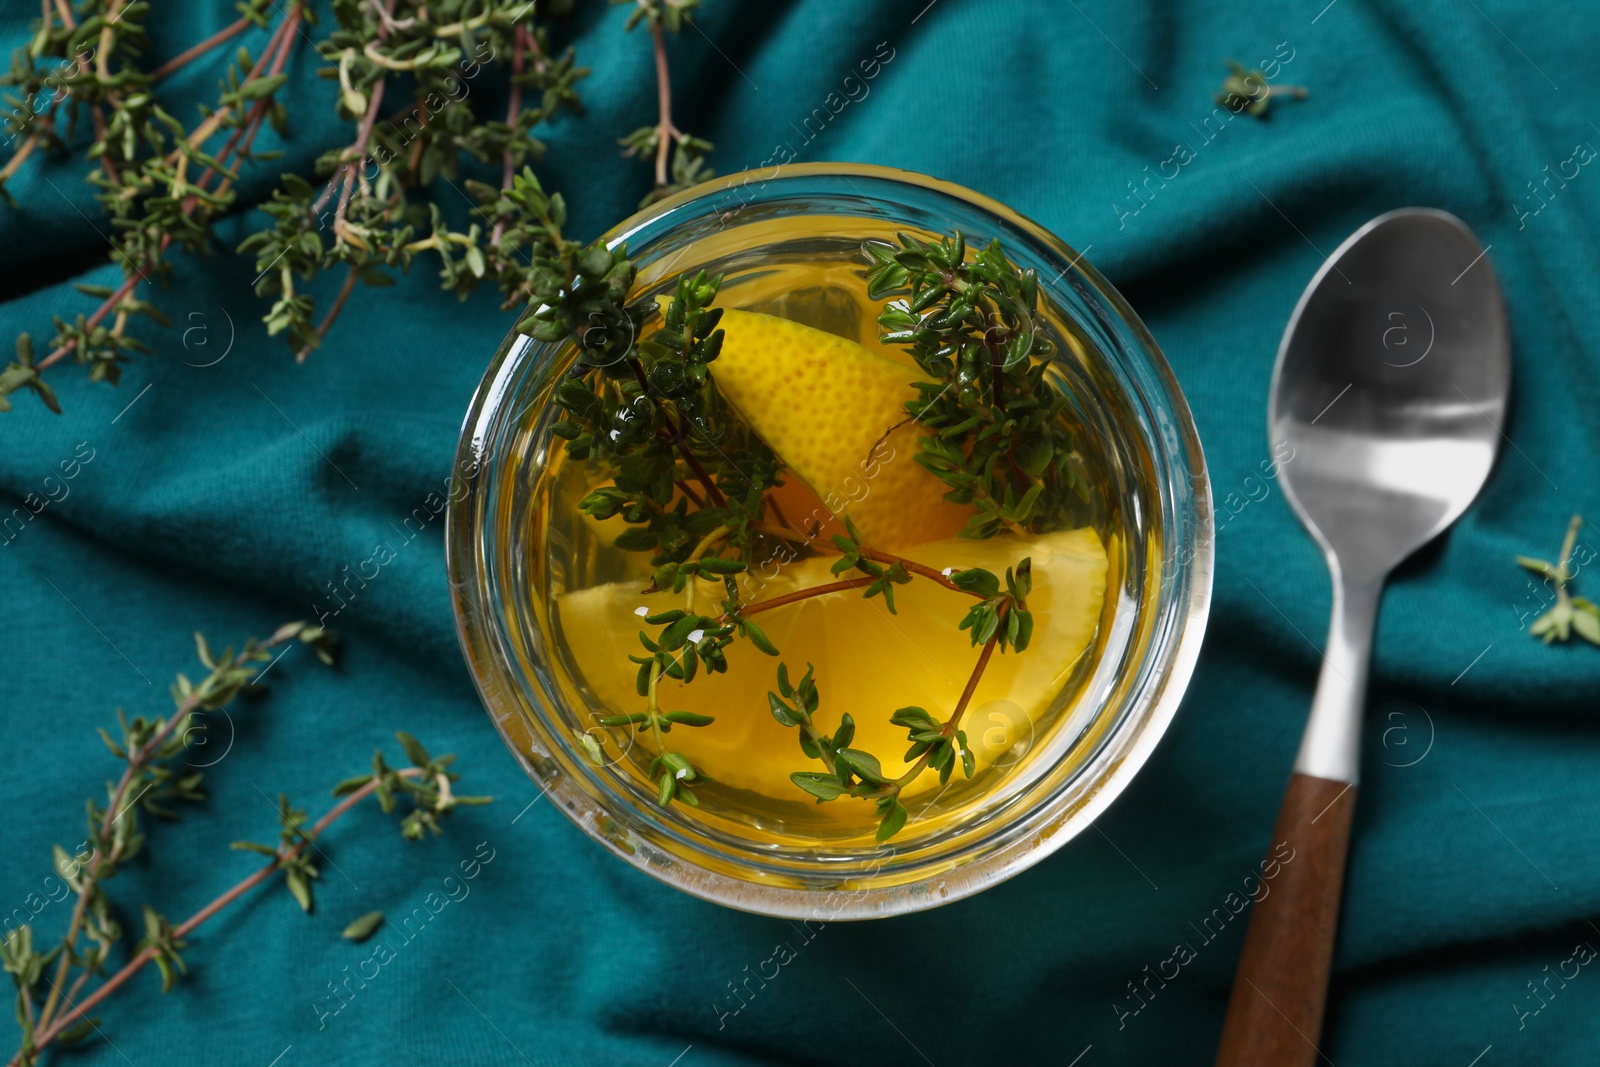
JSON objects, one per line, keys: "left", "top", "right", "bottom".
{"left": 4, "top": 2, "right": 1599, "bottom": 1064}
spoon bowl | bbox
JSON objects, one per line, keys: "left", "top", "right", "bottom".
{"left": 1271, "top": 208, "right": 1511, "bottom": 582}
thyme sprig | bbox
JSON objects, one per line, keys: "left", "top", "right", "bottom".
{"left": 243, "top": 0, "right": 591, "bottom": 359}
{"left": 0, "top": 0, "right": 713, "bottom": 409}
{"left": 1518, "top": 514, "right": 1600, "bottom": 646}
{"left": 1215, "top": 59, "right": 1307, "bottom": 119}
{"left": 21, "top": 619, "right": 333, "bottom": 1062}
{"left": 3, "top": 625, "right": 488, "bottom": 1067}
{"left": 2, "top": 0, "right": 298, "bottom": 402}
{"left": 493, "top": 166, "right": 642, "bottom": 370}
{"left": 866, "top": 232, "right": 1088, "bottom": 538}
{"left": 614, "top": 0, "right": 714, "bottom": 204}
{"left": 554, "top": 268, "right": 775, "bottom": 527}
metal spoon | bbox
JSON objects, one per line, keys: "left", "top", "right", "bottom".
{"left": 1215, "top": 208, "right": 1510, "bottom": 1066}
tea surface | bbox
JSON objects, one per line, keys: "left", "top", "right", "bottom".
{"left": 530, "top": 243, "right": 1123, "bottom": 841}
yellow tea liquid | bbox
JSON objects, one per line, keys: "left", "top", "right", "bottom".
{"left": 527, "top": 239, "right": 1124, "bottom": 843}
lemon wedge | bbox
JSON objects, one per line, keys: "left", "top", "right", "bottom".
{"left": 555, "top": 527, "right": 1107, "bottom": 799}
{"left": 662, "top": 300, "right": 970, "bottom": 551}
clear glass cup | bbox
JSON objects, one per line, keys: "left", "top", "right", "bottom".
{"left": 446, "top": 162, "right": 1213, "bottom": 919}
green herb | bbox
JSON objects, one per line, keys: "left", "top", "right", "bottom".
{"left": 341, "top": 911, "right": 385, "bottom": 942}
{"left": 866, "top": 232, "right": 1088, "bottom": 537}
{"left": 561, "top": 232, "right": 1074, "bottom": 840}
{"left": 1215, "top": 59, "right": 1307, "bottom": 118}
{"left": 1518, "top": 514, "right": 1600, "bottom": 646}
{"left": 3, "top": 625, "right": 489, "bottom": 1066}
{"left": 243, "top": 1, "right": 590, "bottom": 360}
{"left": 550, "top": 267, "right": 783, "bottom": 802}
{"left": 0, "top": 0, "right": 712, "bottom": 411}
{"left": 554, "top": 268, "right": 779, "bottom": 524}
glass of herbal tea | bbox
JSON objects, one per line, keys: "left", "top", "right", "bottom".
{"left": 447, "top": 163, "right": 1212, "bottom": 920}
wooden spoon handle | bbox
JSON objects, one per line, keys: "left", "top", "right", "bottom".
{"left": 1215, "top": 772, "right": 1357, "bottom": 1067}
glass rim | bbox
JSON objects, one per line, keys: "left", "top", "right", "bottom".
{"left": 447, "top": 161, "right": 1214, "bottom": 920}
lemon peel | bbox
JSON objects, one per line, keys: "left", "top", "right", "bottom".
{"left": 659, "top": 300, "right": 970, "bottom": 550}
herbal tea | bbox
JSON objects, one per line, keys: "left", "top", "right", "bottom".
{"left": 530, "top": 232, "right": 1120, "bottom": 843}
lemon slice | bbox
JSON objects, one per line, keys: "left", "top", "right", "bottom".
{"left": 663, "top": 301, "right": 971, "bottom": 551}
{"left": 555, "top": 527, "right": 1107, "bottom": 799}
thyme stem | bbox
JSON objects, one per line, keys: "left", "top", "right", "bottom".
{"left": 735, "top": 576, "right": 878, "bottom": 617}
{"left": 676, "top": 480, "right": 706, "bottom": 509}
{"left": 627, "top": 355, "right": 727, "bottom": 507}
{"left": 95, "top": 0, "right": 122, "bottom": 81}
{"left": 490, "top": 24, "right": 528, "bottom": 245}
{"left": 750, "top": 520, "right": 812, "bottom": 544}
{"left": 88, "top": 104, "right": 119, "bottom": 186}
{"left": 0, "top": 131, "right": 41, "bottom": 183}
{"left": 1556, "top": 513, "right": 1582, "bottom": 611}
{"left": 648, "top": 20, "right": 674, "bottom": 188}
{"left": 296, "top": 263, "right": 361, "bottom": 363}
{"left": 151, "top": 15, "right": 251, "bottom": 79}
{"left": 175, "top": 7, "right": 300, "bottom": 159}
{"left": 683, "top": 524, "right": 731, "bottom": 613}
{"left": 728, "top": 546, "right": 986, "bottom": 621}
{"left": 858, "top": 547, "right": 975, "bottom": 596}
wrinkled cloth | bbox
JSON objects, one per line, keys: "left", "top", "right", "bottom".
{"left": 4, "top": 1, "right": 1599, "bottom": 1064}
